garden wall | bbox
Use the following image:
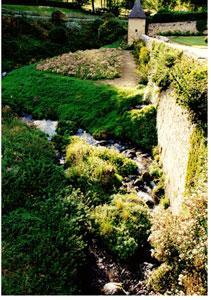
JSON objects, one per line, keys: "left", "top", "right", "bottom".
{"left": 147, "top": 21, "right": 198, "bottom": 36}
{"left": 156, "top": 90, "right": 194, "bottom": 212}
{"left": 141, "top": 35, "right": 207, "bottom": 213}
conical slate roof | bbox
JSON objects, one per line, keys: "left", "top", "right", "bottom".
{"left": 129, "top": 0, "right": 146, "bottom": 19}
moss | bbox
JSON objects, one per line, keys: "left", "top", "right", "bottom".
{"left": 185, "top": 127, "right": 207, "bottom": 194}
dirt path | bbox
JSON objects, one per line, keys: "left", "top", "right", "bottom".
{"left": 100, "top": 50, "right": 140, "bottom": 89}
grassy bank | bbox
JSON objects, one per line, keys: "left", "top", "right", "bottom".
{"left": 2, "top": 64, "right": 157, "bottom": 151}
{"left": 169, "top": 36, "right": 207, "bottom": 47}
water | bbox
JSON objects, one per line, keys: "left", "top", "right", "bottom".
{"left": 21, "top": 117, "right": 156, "bottom": 208}
{"left": 22, "top": 114, "right": 58, "bottom": 140}
{"left": 21, "top": 118, "right": 158, "bottom": 294}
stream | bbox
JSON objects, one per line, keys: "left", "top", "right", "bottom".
{"left": 21, "top": 115, "right": 158, "bottom": 295}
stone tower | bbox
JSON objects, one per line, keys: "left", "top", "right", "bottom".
{"left": 128, "top": 0, "right": 146, "bottom": 45}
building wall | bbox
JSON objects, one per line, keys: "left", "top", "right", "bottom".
{"left": 128, "top": 18, "right": 146, "bottom": 44}
{"left": 147, "top": 21, "right": 198, "bottom": 36}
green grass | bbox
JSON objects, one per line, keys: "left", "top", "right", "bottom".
{"left": 102, "top": 39, "right": 122, "bottom": 48}
{"left": 2, "top": 64, "right": 157, "bottom": 151}
{"left": 169, "top": 36, "right": 207, "bottom": 47}
{"left": 2, "top": 4, "right": 97, "bottom": 18}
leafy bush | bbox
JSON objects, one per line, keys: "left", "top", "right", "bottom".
{"left": 2, "top": 116, "right": 65, "bottom": 212}
{"left": 121, "top": 105, "right": 157, "bottom": 151}
{"left": 65, "top": 137, "right": 137, "bottom": 204}
{"left": 148, "top": 11, "right": 207, "bottom": 23}
{"left": 98, "top": 18, "right": 126, "bottom": 45}
{"left": 2, "top": 191, "right": 88, "bottom": 295}
{"left": 185, "top": 127, "right": 207, "bottom": 194}
{"left": 171, "top": 57, "right": 207, "bottom": 125}
{"left": 139, "top": 41, "right": 208, "bottom": 126}
{"left": 148, "top": 195, "right": 207, "bottom": 295}
{"left": 49, "top": 26, "right": 68, "bottom": 44}
{"left": 91, "top": 193, "right": 151, "bottom": 260}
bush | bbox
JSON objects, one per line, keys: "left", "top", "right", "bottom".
{"left": 49, "top": 26, "right": 68, "bottom": 44}
{"left": 51, "top": 10, "right": 66, "bottom": 23}
{"left": 98, "top": 18, "right": 126, "bottom": 45}
{"left": 91, "top": 193, "right": 151, "bottom": 260}
{"left": 140, "top": 41, "right": 208, "bottom": 126}
{"left": 2, "top": 191, "right": 88, "bottom": 295}
{"left": 65, "top": 137, "right": 137, "bottom": 205}
{"left": 148, "top": 195, "right": 207, "bottom": 295}
{"left": 121, "top": 105, "right": 157, "bottom": 151}
{"left": 148, "top": 11, "right": 207, "bottom": 23}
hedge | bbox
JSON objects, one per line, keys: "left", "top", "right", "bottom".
{"left": 148, "top": 11, "right": 207, "bottom": 23}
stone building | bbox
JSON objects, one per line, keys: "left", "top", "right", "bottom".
{"left": 128, "top": 0, "right": 146, "bottom": 45}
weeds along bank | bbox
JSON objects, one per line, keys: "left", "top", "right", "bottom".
{"left": 2, "top": 12, "right": 126, "bottom": 71}
{"left": 133, "top": 39, "right": 207, "bottom": 294}
{"left": 2, "top": 108, "right": 154, "bottom": 295}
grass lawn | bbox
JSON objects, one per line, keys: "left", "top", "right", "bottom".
{"left": 2, "top": 64, "right": 157, "bottom": 150}
{"left": 2, "top": 4, "right": 97, "bottom": 18}
{"left": 169, "top": 36, "right": 207, "bottom": 47}
{"left": 102, "top": 40, "right": 123, "bottom": 49}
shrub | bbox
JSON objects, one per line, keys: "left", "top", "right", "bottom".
{"left": 49, "top": 26, "right": 68, "bottom": 44}
{"left": 91, "top": 193, "right": 151, "bottom": 260}
{"left": 98, "top": 18, "right": 126, "bottom": 45}
{"left": 2, "top": 191, "right": 88, "bottom": 295}
{"left": 65, "top": 137, "right": 137, "bottom": 205}
{"left": 148, "top": 11, "right": 207, "bottom": 23}
{"left": 140, "top": 41, "right": 208, "bottom": 126}
{"left": 121, "top": 105, "right": 157, "bottom": 151}
{"left": 147, "top": 263, "right": 173, "bottom": 294}
{"left": 51, "top": 10, "right": 66, "bottom": 23}
{"left": 148, "top": 194, "right": 207, "bottom": 295}
{"left": 139, "top": 46, "right": 150, "bottom": 65}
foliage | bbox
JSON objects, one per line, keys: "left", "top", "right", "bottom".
{"left": 37, "top": 48, "right": 122, "bottom": 80}
{"left": 91, "top": 193, "right": 151, "bottom": 259}
{"left": 2, "top": 191, "right": 89, "bottom": 295}
{"left": 2, "top": 116, "right": 65, "bottom": 212}
{"left": 98, "top": 17, "right": 126, "bottom": 45}
{"left": 49, "top": 26, "right": 68, "bottom": 44}
{"left": 140, "top": 41, "right": 208, "bottom": 126}
{"left": 185, "top": 127, "right": 207, "bottom": 194}
{"left": 148, "top": 11, "right": 207, "bottom": 23}
{"left": 2, "top": 16, "right": 101, "bottom": 71}
{"left": 148, "top": 194, "right": 207, "bottom": 295}
{"left": 2, "top": 64, "right": 157, "bottom": 151}
{"left": 65, "top": 137, "right": 137, "bottom": 205}
{"left": 120, "top": 105, "right": 157, "bottom": 150}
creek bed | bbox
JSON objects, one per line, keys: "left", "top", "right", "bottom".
{"left": 21, "top": 116, "right": 158, "bottom": 295}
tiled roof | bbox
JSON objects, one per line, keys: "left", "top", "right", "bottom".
{"left": 129, "top": 0, "right": 146, "bottom": 19}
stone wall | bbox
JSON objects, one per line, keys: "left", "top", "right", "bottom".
{"left": 156, "top": 90, "right": 194, "bottom": 213}
{"left": 141, "top": 35, "right": 206, "bottom": 213}
{"left": 147, "top": 21, "right": 198, "bottom": 36}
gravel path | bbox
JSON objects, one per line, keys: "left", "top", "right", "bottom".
{"left": 100, "top": 50, "right": 140, "bottom": 89}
